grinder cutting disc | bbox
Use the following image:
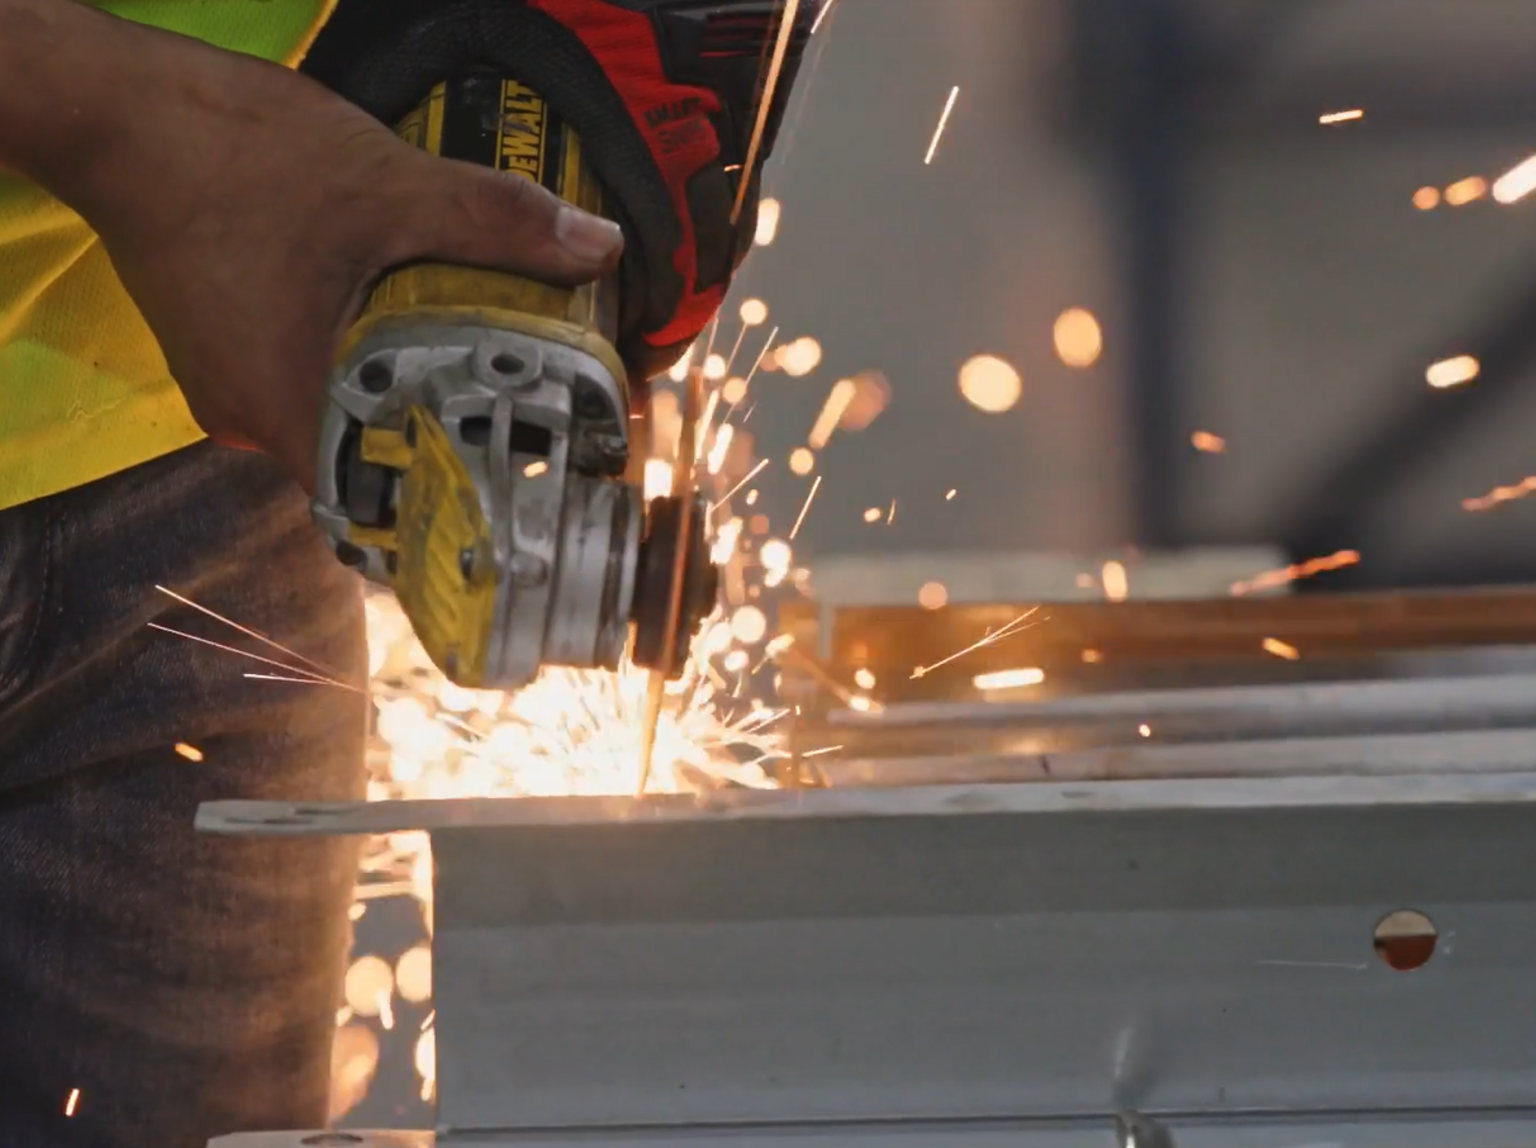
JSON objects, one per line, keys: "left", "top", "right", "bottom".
{"left": 634, "top": 364, "right": 710, "bottom": 794}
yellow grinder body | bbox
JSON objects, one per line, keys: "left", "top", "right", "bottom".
{"left": 310, "top": 76, "right": 716, "bottom": 689}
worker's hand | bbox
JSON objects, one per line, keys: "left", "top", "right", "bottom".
{"left": 4, "top": 1, "right": 622, "bottom": 492}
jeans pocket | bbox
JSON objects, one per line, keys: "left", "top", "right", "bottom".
{"left": 0, "top": 501, "right": 52, "bottom": 710}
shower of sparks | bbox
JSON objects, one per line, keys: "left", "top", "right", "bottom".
{"left": 64, "top": 1089, "right": 80, "bottom": 1117}
{"left": 1262, "top": 637, "right": 1301, "bottom": 661}
{"left": 154, "top": 584, "right": 340, "bottom": 681}
{"left": 146, "top": 623, "right": 356, "bottom": 689}
{"left": 174, "top": 742, "right": 204, "bottom": 762}
{"left": 1463, "top": 475, "right": 1536, "bottom": 512}
{"left": 789, "top": 475, "right": 823, "bottom": 540}
{"left": 1191, "top": 430, "right": 1226, "bottom": 453}
{"left": 910, "top": 608, "right": 1041, "bottom": 679}
{"left": 732, "top": 0, "right": 802, "bottom": 224}
{"left": 1318, "top": 108, "right": 1363, "bottom": 125}
{"left": 712, "top": 458, "right": 770, "bottom": 509}
{"left": 924, "top": 85, "right": 960, "bottom": 165}
{"left": 1229, "top": 549, "right": 1360, "bottom": 595}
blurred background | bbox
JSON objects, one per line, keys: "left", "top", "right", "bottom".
{"left": 731, "top": 0, "right": 1536, "bottom": 593}
{"left": 343, "top": 0, "right": 1536, "bottom": 1126}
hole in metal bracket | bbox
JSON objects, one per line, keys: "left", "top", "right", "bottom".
{"left": 1374, "top": 908, "right": 1438, "bottom": 971}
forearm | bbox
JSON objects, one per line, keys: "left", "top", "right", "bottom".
{"left": 0, "top": 0, "right": 174, "bottom": 209}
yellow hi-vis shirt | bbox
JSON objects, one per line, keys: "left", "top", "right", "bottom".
{"left": 0, "top": 0, "right": 337, "bottom": 510}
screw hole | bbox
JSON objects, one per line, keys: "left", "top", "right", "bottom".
{"left": 491, "top": 352, "right": 523, "bottom": 375}
{"left": 358, "top": 359, "right": 392, "bottom": 394}
{"left": 1373, "top": 908, "right": 1437, "bottom": 971}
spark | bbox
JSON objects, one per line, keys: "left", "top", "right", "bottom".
{"left": 754, "top": 197, "right": 782, "bottom": 246}
{"left": 244, "top": 671, "right": 362, "bottom": 690}
{"left": 1426, "top": 355, "right": 1479, "bottom": 389}
{"left": 725, "top": 326, "right": 781, "bottom": 417}
{"left": 854, "top": 668, "right": 877, "bottom": 689}
{"left": 863, "top": 507, "right": 883, "bottom": 524}
{"left": 739, "top": 298, "right": 769, "bottom": 326}
{"left": 1318, "top": 108, "right": 1363, "bottom": 125}
{"left": 779, "top": 336, "right": 823, "bottom": 377}
{"left": 789, "top": 447, "right": 816, "bottom": 476}
{"left": 886, "top": 498, "right": 897, "bottom": 525}
{"left": 808, "top": 377, "right": 857, "bottom": 447}
{"left": 730, "top": 606, "right": 768, "bottom": 644}
{"left": 945, "top": 488, "right": 957, "bottom": 500}
{"left": 1191, "top": 430, "right": 1226, "bottom": 453}
{"left": 924, "top": 85, "right": 960, "bottom": 165}
{"left": 174, "top": 742, "right": 204, "bottom": 762}
{"left": 377, "top": 989, "right": 395, "bottom": 1032}
{"left": 1494, "top": 153, "right": 1536, "bottom": 204}
{"left": 706, "top": 423, "right": 735, "bottom": 475}
{"left": 789, "top": 475, "right": 822, "bottom": 540}
{"left": 1053, "top": 308, "right": 1103, "bottom": 368}
{"left": 722, "top": 324, "right": 750, "bottom": 377}
{"left": 704, "top": 353, "right": 728, "bottom": 380}
{"left": 147, "top": 623, "right": 351, "bottom": 688}
{"left": 973, "top": 667, "right": 1045, "bottom": 691}
{"left": 1444, "top": 175, "right": 1487, "bottom": 206}
{"left": 959, "top": 354, "right": 1021, "bottom": 413}
{"left": 64, "top": 1088, "right": 80, "bottom": 1117}
{"left": 1463, "top": 474, "right": 1536, "bottom": 512}
{"left": 1101, "top": 560, "right": 1129, "bottom": 602}
{"left": 801, "top": 744, "right": 844, "bottom": 758}
{"left": 1263, "top": 637, "right": 1301, "bottom": 661}
{"left": 745, "top": 489, "right": 760, "bottom": 506}
{"left": 1230, "top": 549, "right": 1360, "bottom": 595}
{"left": 154, "top": 584, "right": 340, "bottom": 681}
{"left": 1138, "top": 723, "right": 1152, "bottom": 738}
{"left": 1413, "top": 186, "right": 1440, "bottom": 210}
{"left": 918, "top": 581, "right": 948, "bottom": 611}
{"left": 910, "top": 607, "right": 1040, "bottom": 679}
{"left": 712, "top": 457, "right": 769, "bottom": 509}
{"left": 1082, "top": 648, "right": 1104, "bottom": 664}
{"left": 810, "top": 0, "right": 837, "bottom": 34}
{"left": 731, "top": 0, "right": 802, "bottom": 225}
{"left": 523, "top": 460, "right": 548, "bottom": 478}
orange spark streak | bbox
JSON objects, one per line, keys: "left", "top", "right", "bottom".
{"left": 1229, "top": 550, "right": 1360, "bottom": 595}
{"left": 154, "top": 584, "right": 340, "bottom": 680}
{"left": 789, "top": 475, "right": 822, "bottom": 541}
{"left": 712, "top": 458, "right": 770, "bottom": 510}
{"left": 732, "top": 0, "right": 802, "bottom": 225}
{"left": 174, "top": 742, "right": 204, "bottom": 762}
{"left": 1262, "top": 638, "right": 1301, "bottom": 661}
{"left": 1318, "top": 109, "right": 1363, "bottom": 125}
{"left": 810, "top": 0, "right": 836, "bottom": 34}
{"left": 65, "top": 1088, "right": 80, "bottom": 1117}
{"left": 924, "top": 86, "right": 960, "bottom": 165}
{"left": 1463, "top": 475, "right": 1536, "bottom": 512}
{"left": 147, "top": 623, "right": 351, "bottom": 687}
{"left": 910, "top": 608, "right": 1041, "bottom": 680}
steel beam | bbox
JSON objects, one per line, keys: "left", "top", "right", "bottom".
{"left": 205, "top": 763, "right": 1536, "bottom": 1146}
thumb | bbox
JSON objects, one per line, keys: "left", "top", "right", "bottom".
{"left": 412, "top": 158, "right": 623, "bottom": 286}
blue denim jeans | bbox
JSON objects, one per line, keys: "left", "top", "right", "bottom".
{"left": 0, "top": 443, "right": 367, "bottom": 1147}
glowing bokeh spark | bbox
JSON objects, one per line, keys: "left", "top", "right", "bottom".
{"left": 958, "top": 354, "right": 1021, "bottom": 413}
{"left": 924, "top": 85, "right": 960, "bottom": 165}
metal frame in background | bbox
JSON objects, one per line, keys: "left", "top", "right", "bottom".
{"left": 207, "top": 757, "right": 1536, "bottom": 1148}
